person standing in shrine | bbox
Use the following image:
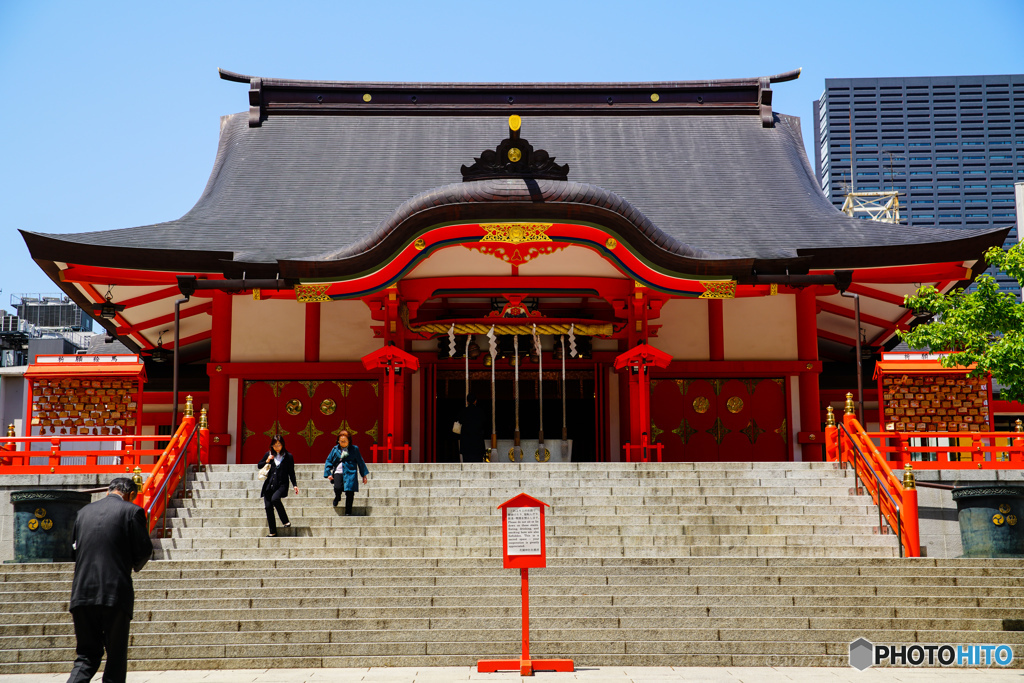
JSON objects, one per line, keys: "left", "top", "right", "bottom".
{"left": 324, "top": 429, "right": 368, "bottom": 515}
{"left": 260, "top": 435, "right": 298, "bottom": 536}
{"left": 66, "top": 477, "right": 152, "bottom": 683}
{"left": 456, "top": 393, "right": 485, "bottom": 463}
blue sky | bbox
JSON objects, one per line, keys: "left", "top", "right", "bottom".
{"left": 1, "top": 0, "right": 1022, "bottom": 301}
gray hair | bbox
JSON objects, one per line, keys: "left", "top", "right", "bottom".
{"left": 108, "top": 477, "right": 138, "bottom": 497}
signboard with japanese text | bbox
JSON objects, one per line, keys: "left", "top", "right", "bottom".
{"left": 497, "top": 493, "right": 548, "bottom": 569}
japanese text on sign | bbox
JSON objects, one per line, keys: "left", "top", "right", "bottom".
{"left": 506, "top": 507, "right": 541, "bottom": 555}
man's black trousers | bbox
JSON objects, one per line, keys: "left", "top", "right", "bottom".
{"left": 67, "top": 605, "right": 132, "bottom": 683}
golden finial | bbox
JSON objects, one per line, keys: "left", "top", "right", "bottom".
{"left": 1015, "top": 419, "right": 1022, "bottom": 433}
{"left": 825, "top": 406, "right": 836, "bottom": 427}
{"left": 199, "top": 407, "right": 208, "bottom": 430}
{"left": 132, "top": 466, "right": 144, "bottom": 490}
{"left": 6, "top": 424, "right": 14, "bottom": 438}
{"left": 844, "top": 392, "right": 855, "bottom": 416}
{"left": 184, "top": 395, "right": 194, "bottom": 418}
{"left": 903, "top": 463, "right": 916, "bottom": 490}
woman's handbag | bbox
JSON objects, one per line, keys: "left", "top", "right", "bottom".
{"left": 452, "top": 421, "right": 462, "bottom": 435}
{"left": 258, "top": 463, "right": 272, "bottom": 480}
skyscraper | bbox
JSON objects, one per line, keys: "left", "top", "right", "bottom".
{"left": 814, "top": 75, "right": 1023, "bottom": 294}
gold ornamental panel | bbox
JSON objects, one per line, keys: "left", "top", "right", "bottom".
{"left": 285, "top": 399, "right": 302, "bottom": 416}
{"left": 726, "top": 396, "right": 744, "bottom": 414}
{"left": 480, "top": 223, "right": 552, "bottom": 244}
{"left": 320, "top": 399, "right": 337, "bottom": 416}
{"left": 698, "top": 281, "right": 737, "bottom": 299}
{"left": 295, "top": 284, "right": 332, "bottom": 303}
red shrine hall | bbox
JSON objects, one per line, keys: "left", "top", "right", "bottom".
{"left": 20, "top": 69, "right": 1009, "bottom": 465}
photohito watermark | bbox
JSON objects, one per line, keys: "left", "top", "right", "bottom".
{"left": 849, "top": 638, "right": 1014, "bottom": 670}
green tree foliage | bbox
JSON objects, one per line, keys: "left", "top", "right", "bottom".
{"left": 899, "top": 245, "right": 1024, "bottom": 401}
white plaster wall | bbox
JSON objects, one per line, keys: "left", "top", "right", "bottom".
{"left": 319, "top": 300, "right": 381, "bottom": 362}
{"left": 231, "top": 298, "right": 305, "bottom": 362}
{"left": 789, "top": 375, "right": 801, "bottom": 462}
{"left": 723, "top": 295, "right": 798, "bottom": 360}
{"left": 655, "top": 299, "right": 710, "bottom": 360}
{"left": 517, "top": 246, "right": 625, "bottom": 278}
{"left": 406, "top": 246, "right": 513, "bottom": 278}
{"left": 227, "top": 378, "right": 238, "bottom": 464}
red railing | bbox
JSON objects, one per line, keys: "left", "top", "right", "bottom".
{"left": 623, "top": 433, "right": 664, "bottom": 462}
{"left": 1, "top": 396, "right": 211, "bottom": 536}
{"left": 825, "top": 399, "right": 1024, "bottom": 559}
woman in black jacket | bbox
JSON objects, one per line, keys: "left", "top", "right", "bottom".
{"left": 259, "top": 434, "right": 299, "bottom": 537}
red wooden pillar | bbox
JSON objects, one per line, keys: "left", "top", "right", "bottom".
{"left": 796, "top": 289, "right": 823, "bottom": 461}
{"left": 708, "top": 299, "right": 724, "bottom": 361}
{"left": 304, "top": 302, "right": 321, "bottom": 363}
{"left": 208, "top": 292, "right": 232, "bottom": 464}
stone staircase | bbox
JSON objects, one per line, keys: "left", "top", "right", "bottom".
{"left": 2, "top": 462, "right": 1023, "bottom": 672}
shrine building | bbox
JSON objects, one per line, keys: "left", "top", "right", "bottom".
{"left": 20, "top": 69, "right": 1010, "bottom": 465}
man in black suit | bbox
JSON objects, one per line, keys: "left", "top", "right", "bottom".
{"left": 67, "top": 477, "right": 153, "bottom": 683}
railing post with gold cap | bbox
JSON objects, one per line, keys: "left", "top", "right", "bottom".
{"left": 902, "top": 463, "right": 920, "bottom": 557}
{"left": 840, "top": 392, "right": 857, "bottom": 468}
{"left": 198, "top": 407, "right": 209, "bottom": 472}
{"left": 132, "top": 466, "right": 145, "bottom": 506}
{"left": 824, "top": 406, "right": 838, "bottom": 462}
{"left": 1013, "top": 419, "right": 1024, "bottom": 463}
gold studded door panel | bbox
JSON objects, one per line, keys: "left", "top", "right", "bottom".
{"left": 241, "top": 379, "right": 381, "bottom": 464}
{"left": 651, "top": 378, "right": 787, "bottom": 462}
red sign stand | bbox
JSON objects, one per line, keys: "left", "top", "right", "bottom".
{"left": 478, "top": 493, "right": 574, "bottom": 676}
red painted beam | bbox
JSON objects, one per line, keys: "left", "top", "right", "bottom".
{"left": 59, "top": 265, "right": 224, "bottom": 286}
{"left": 817, "top": 328, "right": 859, "bottom": 347}
{"left": 123, "top": 301, "right": 212, "bottom": 334}
{"left": 811, "top": 262, "right": 971, "bottom": 284}
{"left": 846, "top": 283, "right": 907, "bottom": 308}
{"left": 817, "top": 300, "right": 905, "bottom": 332}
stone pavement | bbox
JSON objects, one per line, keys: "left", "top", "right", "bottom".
{"left": 2, "top": 668, "right": 1021, "bottom": 682}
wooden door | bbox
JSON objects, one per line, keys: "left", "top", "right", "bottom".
{"left": 650, "top": 377, "right": 787, "bottom": 462}
{"left": 241, "top": 379, "right": 380, "bottom": 463}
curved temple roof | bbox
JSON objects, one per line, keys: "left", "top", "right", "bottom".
{"left": 22, "top": 71, "right": 1009, "bottom": 281}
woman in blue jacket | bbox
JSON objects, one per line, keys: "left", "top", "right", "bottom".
{"left": 323, "top": 429, "right": 368, "bottom": 515}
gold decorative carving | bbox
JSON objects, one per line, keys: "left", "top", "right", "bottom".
{"left": 1009, "top": 515, "right": 1018, "bottom": 526}
{"left": 27, "top": 518, "right": 38, "bottom": 531}
{"left": 726, "top": 396, "right": 744, "bottom": 414}
{"left": 320, "top": 399, "right": 337, "bottom": 416}
{"left": 535, "top": 447, "right": 550, "bottom": 462}
{"left": 299, "top": 380, "right": 321, "bottom": 398}
{"left": 740, "top": 378, "right": 759, "bottom": 394}
{"left": 650, "top": 422, "right": 664, "bottom": 442}
{"left": 40, "top": 518, "right": 53, "bottom": 531}
{"left": 414, "top": 237, "right": 426, "bottom": 250}
{"left": 698, "top": 281, "right": 737, "bottom": 299}
{"left": 370, "top": 382, "right": 379, "bottom": 397}
{"left": 480, "top": 222, "right": 552, "bottom": 244}
{"left": 769, "top": 283, "right": 778, "bottom": 296}
{"left": 364, "top": 420, "right": 379, "bottom": 443}
{"left": 707, "top": 418, "right": 729, "bottom": 445}
{"left": 710, "top": 379, "right": 726, "bottom": 396}
{"left": 775, "top": 418, "right": 788, "bottom": 444}
{"left": 509, "top": 114, "right": 522, "bottom": 131}
{"left": 268, "top": 381, "right": 289, "bottom": 398}
{"left": 507, "top": 147, "right": 522, "bottom": 162}
{"left": 1000, "top": 504, "right": 1012, "bottom": 514}
{"left": 994, "top": 513, "right": 1006, "bottom": 526}
{"left": 332, "top": 420, "right": 359, "bottom": 439}
{"left": 34, "top": 508, "right": 46, "bottom": 519}
{"left": 740, "top": 419, "right": 765, "bottom": 444}
{"left": 409, "top": 322, "right": 613, "bottom": 336}
{"left": 263, "top": 421, "right": 289, "bottom": 439}
{"left": 606, "top": 238, "right": 618, "bottom": 249}
{"left": 362, "top": 93, "right": 372, "bottom": 102}
{"left": 252, "top": 289, "right": 261, "bottom": 301}
{"left": 692, "top": 397, "right": 710, "bottom": 414}
{"left": 650, "top": 93, "right": 660, "bottom": 102}
{"left": 285, "top": 399, "right": 302, "bottom": 416}
{"left": 333, "top": 381, "right": 352, "bottom": 398}
{"left": 295, "top": 284, "right": 331, "bottom": 303}
{"left": 672, "top": 418, "right": 698, "bottom": 445}
{"left": 242, "top": 424, "right": 256, "bottom": 447}
{"left": 675, "top": 379, "right": 694, "bottom": 395}
{"left": 297, "top": 420, "right": 324, "bottom": 448}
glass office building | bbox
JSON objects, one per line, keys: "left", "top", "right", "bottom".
{"left": 813, "top": 75, "right": 1023, "bottom": 295}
